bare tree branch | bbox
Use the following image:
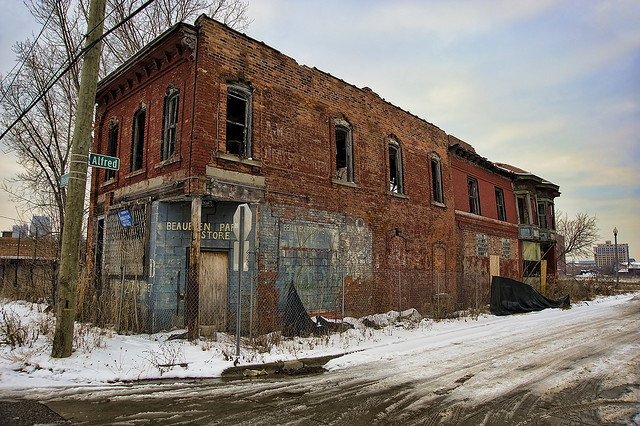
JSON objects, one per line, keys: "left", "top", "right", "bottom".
{"left": 555, "top": 211, "right": 599, "bottom": 262}
{"left": 1, "top": 0, "right": 250, "bottom": 239}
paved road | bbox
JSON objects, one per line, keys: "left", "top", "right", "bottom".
{"left": 34, "top": 296, "right": 640, "bottom": 424}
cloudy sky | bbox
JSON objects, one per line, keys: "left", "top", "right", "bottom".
{"left": 1, "top": 0, "right": 639, "bottom": 261}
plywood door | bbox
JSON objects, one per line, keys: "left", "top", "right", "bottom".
{"left": 490, "top": 255, "right": 501, "bottom": 279}
{"left": 199, "top": 251, "right": 228, "bottom": 336}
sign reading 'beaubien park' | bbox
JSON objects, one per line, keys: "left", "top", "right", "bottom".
{"left": 89, "top": 153, "right": 120, "bottom": 170}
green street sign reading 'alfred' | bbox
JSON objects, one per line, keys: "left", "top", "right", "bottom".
{"left": 89, "top": 153, "right": 120, "bottom": 170}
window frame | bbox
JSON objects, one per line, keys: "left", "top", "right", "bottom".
{"left": 161, "top": 87, "right": 179, "bottom": 161}
{"left": 467, "top": 176, "right": 481, "bottom": 215}
{"left": 334, "top": 120, "right": 353, "bottom": 183}
{"left": 225, "top": 85, "right": 252, "bottom": 157}
{"left": 105, "top": 118, "right": 119, "bottom": 181}
{"left": 130, "top": 107, "right": 145, "bottom": 172}
{"left": 431, "top": 156, "right": 444, "bottom": 204}
{"left": 388, "top": 139, "right": 404, "bottom": 194}
{"left": 495, "top": 186, "right": 506, "bottom": 221}
{"left": 516, "top": 194, "right": 530, "bottom": 225}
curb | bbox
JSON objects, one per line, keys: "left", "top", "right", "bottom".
{"left": 221, "top": 354, "right": 344, "bottom": 379}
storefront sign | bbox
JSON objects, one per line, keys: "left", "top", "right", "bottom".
{"left": 165, "top": 221, "right": 234, "bottom": 240}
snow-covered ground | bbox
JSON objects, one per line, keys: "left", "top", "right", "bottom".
{"left": 1, "top": 292, "right": 639, "bottom": 396}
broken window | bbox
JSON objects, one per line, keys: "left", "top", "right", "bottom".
{"left": 130, "top": 108, "right": 145, "bottom": 172}
{"left": 106, "top": 118, "right": 118, "bottom": 181}
{"left": 537, "top": 200, "right": 555, "bottom": 230}
{"left": 226, "top": 85, "right": 252, "bottom": 156}
{"left": 495, "top": 187, "right": 506, "bottom": 221}
{"left": 467, "top": 176, "right": 481, "bottom": 215}
{"left": 431, "top": 156, "right": 444, "bottom": 203}
{"left": 388, "top": 140, "right": 404, "bottom": 193}
{"left": 516, "top": 195, "right": 530, "bottom": 225}
{"left": 537, "top": 202, "right": 548, "bottom": 229}
{"left": 335, "top": 122, "right": 353, "bottom": 182}
{"left": 161, "top": 87, "right": 179, "bottom": 161}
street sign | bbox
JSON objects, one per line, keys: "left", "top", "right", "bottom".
{"left": 89, "top": 153, "right": 120, "bottom": 170}
{"left": 232, "top": 203, "right": 252, "bottom": 240}
{"left": 117, "top": 209, "right": 133, "bottom": 227}
{"left": 60, "top": 173, "right": 69, "bottom": 188}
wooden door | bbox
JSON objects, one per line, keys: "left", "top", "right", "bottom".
{"left": 199, "top": 251, "right": 228, "bottom": 337}
{"left": 490, "top": 255, "right": 500, "bottom": 280}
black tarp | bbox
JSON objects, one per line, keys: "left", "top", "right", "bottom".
{"left": 282, "top": 282, "right": 316, "bottom": 337}
{"left": 490, "top": 276, "right": 570, "bottom": 316}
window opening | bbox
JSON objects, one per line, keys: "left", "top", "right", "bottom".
{"left": 106, "top": 119, "right": 118, "bottom": 181}
{"left": 161, "top": 88, "right": 179, "bottom": 161}
{"left": 388, "top": 141, "right": 403, "bottom": 193}
{"left": 131, "top": 108, "right": 145, "bottom": 172}
{"left": 431, "top": 157, "right": 444, "bottom": 203}
{"left": 517, "top": 195, "right": 529, "bottom": 225}
{"left": 226, "top": 86, "right": 252, "bottom": 156}
{"left": 467, "top": 177, "right": 481, "bottom": 215}
{"left": 335, "top": 124, "right": 353, "bottom": 182}
{"left": 537, "top": 202, "right": 548, "bottom": 229}
{"left": 495, "top": 187, "right": 506, "bottom": 221}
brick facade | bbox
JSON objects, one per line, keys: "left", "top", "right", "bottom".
{"left": 449, "top": 141, "right": 521, "bottom": 283}
{"left": 88, "top": 17, "right": 557, "bottom": 334}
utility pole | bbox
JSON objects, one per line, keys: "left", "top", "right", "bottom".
{"left": 52, "top": 0, "right": 107, "bottom": 358}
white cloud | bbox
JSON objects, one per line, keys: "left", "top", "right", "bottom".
{"left": 357, "top": 0, "right": 562, "bottom": 38}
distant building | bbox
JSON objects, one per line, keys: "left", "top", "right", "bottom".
{"left": 594, "top": 241, "right": 629, "bottom": 272}
{"left": 30, "top": 216, "right": 51, "bottom": 238}
{"left": 12, "top": 224, "right": 28, "bottom": 239}
{"left": 566, "top": 260, "right": 596, "bottom": 276}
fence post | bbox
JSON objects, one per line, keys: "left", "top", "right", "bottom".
{"left": 341, "top": 268, "right": 345, "bottom": 322}
{"left": 398, "top": 271, "right": 402, "bottom": 313}
{"left": 436, "top": 273, "right": 440, "bottom": 318}
{"left": 117, "top": 265, "right": 125, "bottom": 333}
{"left": 475, "top": 274, "right": 479, "bottom": 311}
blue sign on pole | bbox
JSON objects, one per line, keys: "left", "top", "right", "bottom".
{"left": 117, "top": 209, "right": 133, "bottom": 227}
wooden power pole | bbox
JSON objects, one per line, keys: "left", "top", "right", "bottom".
{"left": 52, "top": 0, "right": 107, "bottom": 358}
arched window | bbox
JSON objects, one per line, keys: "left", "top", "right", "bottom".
{"left": 161, "top": 86, "right": 179, "bottom": 161}
{"left": 388, "top": 139, "right": 403, "bottom": 194}
{"left": 431, "top": 155, "right": 444, "bottom": 203}
{"left": 130, "top": 107, "right": 145, "bottom": 172}
{"left": 106, "top": 118, "right": 119, "bottom": 181}
{"left": 335, "top": 119, "right": 353, "bottom": 182}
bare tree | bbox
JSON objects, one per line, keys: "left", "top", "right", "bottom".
{"left": 555, "top": 211, "right": 599, "bottom": 262}
{"left": 0, "top": 0, "right": 250, "bottom": 240}
{"left": 101, "top": 0, "right": 250, "bottom": 74}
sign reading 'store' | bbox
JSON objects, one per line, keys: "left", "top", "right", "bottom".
{"left": 89, "top": 153, "right": 120, "bottom": 171}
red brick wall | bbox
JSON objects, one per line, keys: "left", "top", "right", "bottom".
{"left": 451, "top": 155, "right": 521, "bottom": 286}
{"left": 450, "top": 156, "right": 516, "bottom": 223}
{"left": 192, "top": 17, "right": 458, "bottom": 276}
{"left": 90, "top": 28, "right": 197, "bottom": 224}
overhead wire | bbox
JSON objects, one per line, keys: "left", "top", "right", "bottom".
{"left": 0, "top": 0, "right": 156, "bottom": 142}
{"left": 0, "top": 1, "right": 57, "bottom": 104}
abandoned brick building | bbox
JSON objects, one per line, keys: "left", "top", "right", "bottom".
{"left": 88, "top": 16, "right": 558, "bottom": 334}
{"left": 448, "top": 137, "right": 520, "bottom": 303}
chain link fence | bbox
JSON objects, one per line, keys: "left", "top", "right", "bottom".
{"left": 247, "top": 261, "right": 492, "bottom": 339}
{"left": 91, "top": 207, "right": 495, "bottom": 339}
{"left": 0, "top": 236, "right": 59, "bottom": 303}
{"left": 94, "top": 204, "right": 151, "bottom": 333}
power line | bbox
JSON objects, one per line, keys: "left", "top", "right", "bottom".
{"left": 0, "top": 214, "right": 22, "bottom": 223}
{"left": 0, "top": 0, "right": 156, "bottom": 142}
{"left": 0, "top": 1, "right": 57, "bottom": 104}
